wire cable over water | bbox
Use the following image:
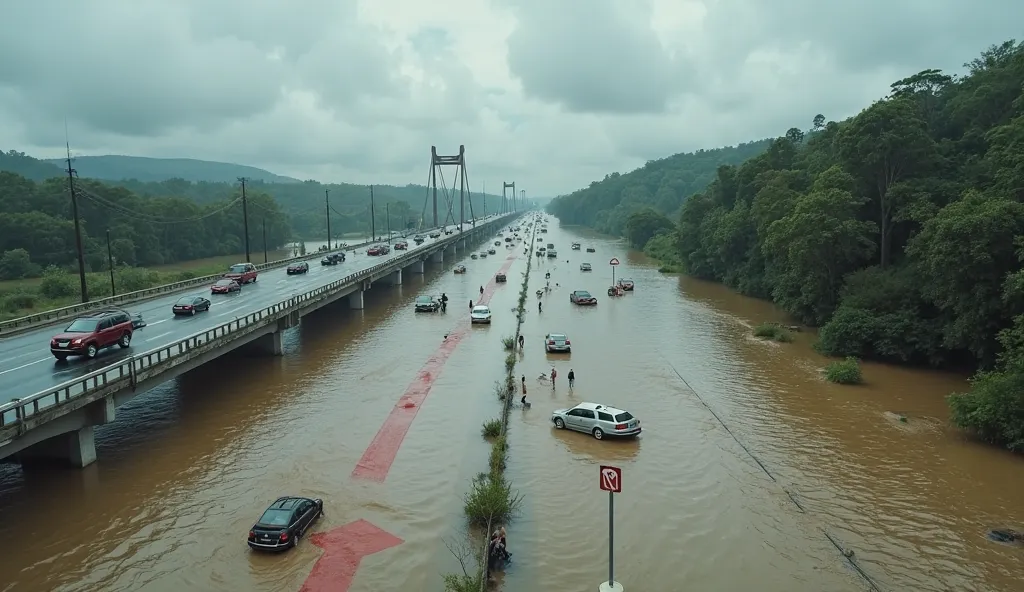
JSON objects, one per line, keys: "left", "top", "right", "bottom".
{"left": 660, "top": 356, "right": 882, "bottom": 592}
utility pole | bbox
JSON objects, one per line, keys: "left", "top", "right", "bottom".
{"left": 106, "top": 230, "right": 115, "bottom": 296}
{"left": 238, "top": 177, "right": 251, "bottom": 262}
{"left": 482, "top": 181, "right": 487, "bottom": 218}
{"left": 386, "top": 202, "right": 391, "bottom": 243}
{"left": 325, "top": 189, "right": 332, "bottom": 249}
{"left": 262, "top": 218, "right": 268, "bottom": 263}
{"left": 370, "top": 185, "right": 376, "bottom": 241}
{"left": 65, "top": 143, "right": 88, "bottom": 303}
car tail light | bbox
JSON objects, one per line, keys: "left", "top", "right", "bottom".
{"left": 183, "top": 305, "right": 192, "bottom": 309}
{"left": 248, "top": 531, "right": 255, "bottom": 540}
{"left": 279, "top": 532, "right": 289, "bottom": 541}
{"left": 615, "top": 423, "right": 627, "bottom": 430}
{"left": 565, "top": 340, "right": 570, "bottom": 345}
{"left": 548, "top": 340, "right": 555, "bottom": 345}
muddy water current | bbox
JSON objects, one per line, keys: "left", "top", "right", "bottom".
{"left": 1, "top": 219, "right": 1022, "bottom": 592}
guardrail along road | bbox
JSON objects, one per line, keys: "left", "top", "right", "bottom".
{"left": 0, "top": 213, "right": 520, "bottom": 468}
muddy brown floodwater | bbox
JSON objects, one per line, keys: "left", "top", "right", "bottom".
{"left": 0, "top": 218, "right": 1022, "bottom": 592}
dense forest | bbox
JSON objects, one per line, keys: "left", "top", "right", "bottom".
{"left": 549, "top": 40, "right": 1024, "bottom": 452}
{"left": 42, "top": 155, "right": 302, "bottom": 184}
{"left": 546, "top": 138, "right": 773, "bottom": 235}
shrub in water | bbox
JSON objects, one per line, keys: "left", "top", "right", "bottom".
{"left": 488, "top": 435, "right": 507, "bottom": 476}
{"left": 753, "top": 322, "right": 793, "bottom": 343}
{"left": 501, "top": 335, "right": 515, "bottom": 350}
{"left": 481, "top": 418, "right": 502, "bottom": 438}
{"left": 463, "top": 472, "right": 523, "bottom": 527}
{"left": 825, "top": 357, "right": 863, "bottom": 384}
{"left": 504, "top": 353, "right": 516, "bottom": 371}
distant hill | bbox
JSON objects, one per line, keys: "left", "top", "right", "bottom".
{"left": 0, "top": 150, "right": 64, "bottom": 181}
{"left": 41, "top": 155, "right": 301, "bottom": 184}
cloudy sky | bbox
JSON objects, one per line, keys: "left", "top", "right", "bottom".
{"left": 1, "top": 0, "right": 1020, "bottom": 196}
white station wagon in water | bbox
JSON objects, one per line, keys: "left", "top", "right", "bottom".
{"left": 470, "top": 305, "right": 492, "bottom": 324}
{"left": 551, "top": 402, "right": 641, "bottom": 440}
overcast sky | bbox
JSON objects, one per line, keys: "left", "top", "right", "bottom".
{"left": 1, "top": 1, "right": 1020, "bottom": 196}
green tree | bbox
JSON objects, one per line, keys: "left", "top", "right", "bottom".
{"left": 0, "top": 248, "right": 37, "bottom": 280}
{"left": 624, "top": 208, "right": 675, "bottom": 249}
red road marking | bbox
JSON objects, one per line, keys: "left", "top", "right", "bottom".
{"left": 299, "top": 519, "right": 403, "bottom": 592}
{"left": 352, "top": 253, "right": 518, "bottom": 482}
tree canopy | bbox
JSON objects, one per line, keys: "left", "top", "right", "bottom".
{"left": 549, "top": 39, "right": 1024, "bottom": 452}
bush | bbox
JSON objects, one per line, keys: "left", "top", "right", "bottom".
{"left": 116, "top": 266, "right": 160, "bottom": 293}
{"left": 488, "top": 435, "right": 508, "bottom": 476}
{"left": 501, "top": 335, "right": 515, "bottom": 350}
{"left": 38, "top": 265, "right": 78, "bottom": 300}
{"left": 463, "top": 472, "right": 523, "bottom": 527}
{"left": 481, "top": 418, "right": 502, "bottom": 438}
{"left": 1, "top": 291, "right": 36, "bottom": 313}
{"left": 504, "top": 353, "right": 516, "bottom": 371}
{"left": 824, "top": 357, "right": 863, "bottom": 384}
{"left": 442, "top": 572, "right": 483, "bottom": 592}
{"left": 948, "top": 368, "right": 1024, "bottom": 451}
{"left": 0, "top": 249, "right": 38, "bottom": 280}
{"left": 753, "top": 322, "right": 793, "bottom": 342}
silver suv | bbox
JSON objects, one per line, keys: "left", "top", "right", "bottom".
{"left": 551, "top": 402, "right": 641, "bottom": 440}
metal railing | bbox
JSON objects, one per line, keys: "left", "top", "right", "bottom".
{"left": 0, "top": 214, "right": 515, "bottom": 430}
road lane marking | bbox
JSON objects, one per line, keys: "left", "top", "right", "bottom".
{"left": 351, "top": 251, "right": 519, "bottom": 482}
{"left": 142, "top": 331, "right": 172, "bottom": 342}
{"left": 0, "top": 357, "right": 49, "bottom": 375}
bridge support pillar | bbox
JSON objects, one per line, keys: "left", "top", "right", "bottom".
{"left": 349, "top": 290, "right": 365, "bottom": 309}
{"left": 17, "top": 426, "right": 97, "bottom": 468}
{"left": 407, "top": 260, "right": 425, "bottom": 274}
{"left": 458, "top": 239, "right": 466, "bottom": 250}
{"left": 381, "top": 269, "right": 402, "bottom": 286}
{"left": 254, "top": 330, "right": 284, "bottom": 356}
{"left": 430, "top": 249, "right": 443, "bottom": 264}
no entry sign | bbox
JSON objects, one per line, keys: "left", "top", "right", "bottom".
{"left": 599, "top": 465, "right": 622, "bottom": 493}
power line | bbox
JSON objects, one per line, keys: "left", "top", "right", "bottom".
{"left": 75, "top": 186, "right": 244, "bottom": 223}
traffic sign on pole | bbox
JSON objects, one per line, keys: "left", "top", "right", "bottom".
{"left": 599, "top": 465, "right": 622, "bottom": 492}
{"left": 609, "top": 258, "right": 620, "bottom": 266}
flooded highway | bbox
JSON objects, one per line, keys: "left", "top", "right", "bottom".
{"left": 2, "top": 218, "right": 1023, "bottom": 591}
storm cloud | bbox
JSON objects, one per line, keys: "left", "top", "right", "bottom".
{"left": 0, "top": 0, "right": 1020, "bottom": 195}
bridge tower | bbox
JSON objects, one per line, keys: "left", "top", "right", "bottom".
{"left": 423, "top": 145, "right": 475, "bottom": 229}
{"left": 502, "top": 181, "right": 516, "bottom": 214}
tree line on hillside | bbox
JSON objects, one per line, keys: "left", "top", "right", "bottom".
{"left": 546, "top": 139, "right": 774, "bottom": 235}
{"left": 0, "top": 171, "right": 291, "bottom": 280}
{"left": 0, "top": 151, "right": 502, "bottom": 241}
{"left": 550, "top": 40, "right": 1024, "bottom": 452}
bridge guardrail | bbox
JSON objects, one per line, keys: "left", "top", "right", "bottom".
{"left": 0, "top": 224, "right": 462, "bottom": 336}
{"left": 0, "top": 214, "right": 515, "bottom": 430}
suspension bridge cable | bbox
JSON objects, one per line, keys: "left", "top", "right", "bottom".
{"left": 659, "top": 355, "right": 883, "bottom": 592}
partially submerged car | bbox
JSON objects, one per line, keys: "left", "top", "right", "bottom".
{"left": 470, "top": 305, "right": 492, "bottom": 324}
{"left": 570, "top": 290, "right": 597, "bottom": 305}
{"left": 551, "top": 402, "right": 641, "bottom": 440}
{"left": 495, "top": 273, "right": 507, "bottom": 283}
{"left": 617, "top": 279, "right": 635, "bottom": 291}
{"left": 247, "top": 496, "right": 324, "bottom": 552}
{"left": 415, "top": 295, "right": 441, "bottom": 312}
{"left": 454, "top": 265, "right": 467, "bottom": 274}
{"left": 580, "top": 263, "right": 592, "bottom": 271}
{"left": 545, "top": 332, "right": 571, "bottom": 353}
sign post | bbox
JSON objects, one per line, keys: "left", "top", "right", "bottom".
{"left": 609, "top": 258, "right": 620, "bottom": 287}
{"left": 599, "top": 465, "right": 624, "bottom": 592}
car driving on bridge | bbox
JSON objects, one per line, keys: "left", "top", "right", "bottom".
{"left": 394, "top": 240, "right": 409, "bottom": 250}
{"left": 50, "top": 310, "right": 134, "bottom": 361}
{"left": 247, "top": 496, "right": 323, "bottom": 552}
{"left": 224, "top": 262, "right": 258, "bottom": 284}
{"left": 211, "top": 279, "right": 241, "bottom": 294}
{"left": 321, "top": 253, "right": 345, "bottom": 266}
{"left": 172, "top": 295, "right": 211, "bottom": 316}
{"left": 287, "top": 261, "right": 309, "bottom": 275}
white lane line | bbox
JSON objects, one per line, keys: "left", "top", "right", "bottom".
{"left": 142, "top": 331, "right": 172, "bottom": 342}
{"left": 215, "top": 305, "right": 249, "bottom": 317}
{"left": 0, "top": 357, "right": 49, "bottom": 376}
{"left": 147, "top": 319, "right": 169, "bottom": 327}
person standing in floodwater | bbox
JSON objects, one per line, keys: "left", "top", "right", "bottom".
{"left": 568, "top": 369, "right": 575, "bottom": 388}
{"left": 469, "top": 300, "right": 474, "bottom": 311}
{"left": 538, "top": 301, "right": 543, "bottom": 313}
{"left": 550, "top": 367, "right": 557, "bottom": 388}
{"left": 518, "top": 334, "right": 525, "bottom": 350}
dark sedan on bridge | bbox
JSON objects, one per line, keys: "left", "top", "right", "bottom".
{"left": 287, "top": 261, "right": 309, "bottom": 274}
{"left": 247, "top": 496, "right": 323, "bottom": 552}
{"left": 172, "top": 295, "right": 211, "bottom": 316}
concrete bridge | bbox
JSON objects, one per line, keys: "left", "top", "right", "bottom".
{"left": 0, "top": 213, "right": 521, "bottom": 468}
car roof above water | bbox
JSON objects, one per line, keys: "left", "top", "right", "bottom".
{"left": 573, "top": 401, "right": 628, "bottom": 415}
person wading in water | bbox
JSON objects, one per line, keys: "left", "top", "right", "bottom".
{"left": 568, "top": 369, "right": 575, "bottom": 388}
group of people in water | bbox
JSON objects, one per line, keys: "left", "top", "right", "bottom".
{"left": 486, "top": 527, "right": 512, "bottom": 579}
{"left": 519, "top": 367, "right": 575, "bottom": 407}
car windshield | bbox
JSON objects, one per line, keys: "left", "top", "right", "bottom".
{"left": 549, "top": 334, "right": 566, "bottom": 340}
{"left": 416, "top": 296, "right": 434, "bottom": 304}
{"left": 228, "top": 264, "right": 247, "bottom": 273}
{"left": 176, "top": 297, "right": 195, "bottom": 305}
{"left": 257, "top": 508, "right": 293, "bottom": 526}
{"left": 64, "top": 319, "right": 98, "bottom": 333}
{"left": 473, "top": 307, "right": 490, "bottom": 314}
{"left": 215, "top": 280, "right": 234, "bottom": 286}
{"left": 576, "top": 291, "right": 592, "bottom": 298}
{"left": 614, "top": 412, "right": 634, "bottom": 422}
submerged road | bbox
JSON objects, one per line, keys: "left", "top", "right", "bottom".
{"left": 0, "top": 226, "right": 489, "bottom": 398}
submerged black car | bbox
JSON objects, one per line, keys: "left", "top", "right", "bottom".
{"left": 247, "top": 496, "right": 324, "bottom": 551}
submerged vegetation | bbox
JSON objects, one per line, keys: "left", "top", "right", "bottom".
{"left": 824, "top": 357, "right": 864, "bottom": 385}
{"left": 548, "top": 40, "right": 1024, "bottom": 451}
{"left": 753, "top": 322, "right": 793, "bottom": 343}
{"left": 443, "top": 221, "right": 536, "bottom": 590}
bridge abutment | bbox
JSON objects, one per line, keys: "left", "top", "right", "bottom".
{"left": 349, "top": 290, "right": 365, "bottom": 309}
